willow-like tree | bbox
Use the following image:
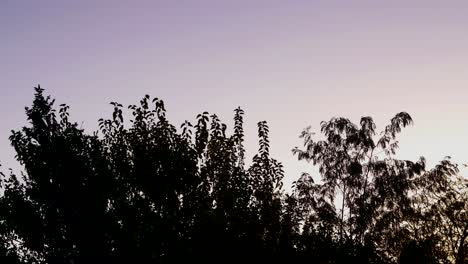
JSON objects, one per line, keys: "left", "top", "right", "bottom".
{"left": 292, "top": 113, "right": 465, "bottom": 263}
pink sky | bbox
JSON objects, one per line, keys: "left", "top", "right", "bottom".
{"left": 1, "top": 1, "right": 467, "bottom": 187}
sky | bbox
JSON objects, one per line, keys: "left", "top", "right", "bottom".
{"left": 1, "top": 1, "right": 468, "bottom": 188}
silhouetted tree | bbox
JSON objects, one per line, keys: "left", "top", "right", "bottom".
{"left": 292, "top": 113, "right": 466, "bottom": 263}
{"left": 407, "top": 165, "right": 467, "bottom": 264}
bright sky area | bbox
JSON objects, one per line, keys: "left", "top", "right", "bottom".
{"left": 1, "top": 1, "right": 467, "bottom": 188}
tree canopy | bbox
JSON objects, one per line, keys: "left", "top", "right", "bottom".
{"left": 0, "top": 86, "right": 466, "bottom": 264}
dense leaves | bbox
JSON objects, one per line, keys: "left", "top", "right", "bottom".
{"left": 0, "top": 86, "right": 466, "bottom": 263}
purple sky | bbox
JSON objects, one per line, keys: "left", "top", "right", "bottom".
{"left": 2, "top": 1, "right": 468, "bottom": 187}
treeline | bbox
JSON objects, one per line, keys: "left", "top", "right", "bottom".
{"left": 0, "top": 86, "right": 466, "bottom": 264}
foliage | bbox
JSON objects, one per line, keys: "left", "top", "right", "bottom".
{"left": 0, "top": 86, "right": 466, "bottom": 263}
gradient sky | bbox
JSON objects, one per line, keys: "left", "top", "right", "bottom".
{"left": 1, "top": 1, "right": 468, "bottom": 187}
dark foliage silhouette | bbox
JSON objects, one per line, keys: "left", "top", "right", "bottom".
{"left": 0, "top": 86, "right": 466, "bottom": 263}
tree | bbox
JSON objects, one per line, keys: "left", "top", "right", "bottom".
{"left": 1, "top": 86, "right": 116, "bottom": 263}
{"left": 292, "top": 112, "right": 463, "bottom": 263}
{"left": 0, "top": 86, "right": 289, "bottom": 263}
{"left": 407, "top": 165, "right": 467, "bottom": 264}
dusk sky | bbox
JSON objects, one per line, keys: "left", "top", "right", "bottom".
{"left": 2, "top": 1, "right": 468, "bottom": 187}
